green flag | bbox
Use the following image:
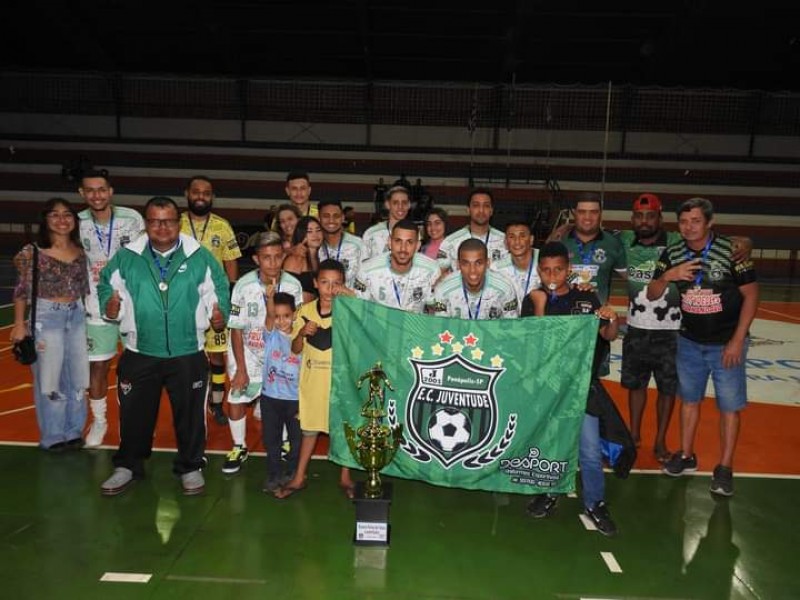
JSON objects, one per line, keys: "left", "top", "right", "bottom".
{"left": 329, "top": 296, "right": 598, "bottom": 495}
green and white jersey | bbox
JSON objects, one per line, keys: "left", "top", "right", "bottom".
{"left": 431, "top": 270, "right": 519, "bottom": 320}
{"left": 361, "top": 221, "right": 392, "bottom": 262}
{"left": 227, "top": 270, "right": 304, "bottom": 383}
{"left": 617, "top": 229, "right": 682, "bottom": 330}
{"left": 439, "top": 226, "right": 508, "bottom": 272}
{"left": 79, "top": 205, "right": 145, "bottom": 324}
{"left": 353, "top": 253, "right": 439, "bottom": 313}
{"left": 562, "top": 229, "right": 627, "bottom": 304}
{"left": 318, "top": 232, "right": 363, "bottom": 288}
{"left": 491, "top": 251, "right": 541, "bottom": 304}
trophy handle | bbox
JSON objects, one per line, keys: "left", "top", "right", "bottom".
{"left": 343, "top": 422, "right": 359, "bottom": 459}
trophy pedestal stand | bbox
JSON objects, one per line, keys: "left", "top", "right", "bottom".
{"left": 352, "top": 482, "right": 393, "bottom": 546}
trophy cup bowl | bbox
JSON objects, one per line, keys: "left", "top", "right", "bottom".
{"left": 343, "top": 362, "right": 403, "bottom": 499}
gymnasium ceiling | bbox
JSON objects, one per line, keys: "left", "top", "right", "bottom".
{"left": 4, "top": 1, "right": 799, "bottom": 90}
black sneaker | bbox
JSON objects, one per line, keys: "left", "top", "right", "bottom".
{"left": 662, "top": 452, "right": 698, "bottom": 477}
{"left": 209, "top": 403, "right": 228, "bottom": 426}
{"left": 585, "top": 501, "right": 618, "bottom": 537}
{"left": 710, "top": 464, "right": 734, "bottom": 497}
{"left": 221, "top": 445, "right": 248, "bottom": 474}
{"left": 526, "top": 494, "right": 558, "bottom": 519}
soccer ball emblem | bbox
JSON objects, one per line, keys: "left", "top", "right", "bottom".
{"left": 428, "top": 408, "right": 471, "bottom": 453}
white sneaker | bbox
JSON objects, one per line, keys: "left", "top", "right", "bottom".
{"left": 181, "top": 470, "right": 205, "bottom": 495}
{"left": 101, "top": 467, "right": 134, "bottom": 496}
{"left": 85, "top": 420, "right": 108, "bottom": 448}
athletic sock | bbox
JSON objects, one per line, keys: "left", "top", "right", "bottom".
{"left": 229, "top": 416, "right": 247, "bottom": 447}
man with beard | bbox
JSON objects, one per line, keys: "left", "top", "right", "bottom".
{"left": 616, "top": 194, "right": 683, "bottom": 461}
{"left": 78, "top": 169, "right": 144, "bottom": 447}
{"left": 440, "top": 190, "right": 508, "bottom": 273}
{"left": 317, "top": 199, "right": 363, "bottom": 288}
{"left": 361, "top": 185, "right": 412, "bottom": 262}
{"left": 354, "top": 219, "right": 439, "bottom": 313}
{"left": 180, "top": 176, "right": 241, "bottom": 426}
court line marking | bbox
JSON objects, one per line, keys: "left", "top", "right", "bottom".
{"left": 100, "top": 572, "right": 152, "bottom": 583}
{"left": 0, "top": 405, "right": 35, "bottom": 416}
{"left": 600, "top": 552, "right": 623, "bottom": 574}
{"left": 579, "top": 513, "right": 597, "bottom": 531}
{"left": 757, "top": 306, "right": 800, "bottom": 322}
{"left": 165, "top": 575, "right": 267, "bottom": 585}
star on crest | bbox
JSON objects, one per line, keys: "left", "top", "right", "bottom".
{"left": 451, "top": 341, "right": 464, "bottom": 354}
{"left": 439, "top": 330, "right": 454, "bottom": 345}
{"left": 471, "top": 347, "right": 484, "bottom": 361}
{"left": 490, "top": 354, "right": 504, "bottom": 368}
{"left": 411, "top": 346, "right": 424, "bottom": 359}
{"left": 463, "top": 332, "right": 479, "bottom": 347}
{"left": 431, "top": 343, "right": 444, "bottom": 356}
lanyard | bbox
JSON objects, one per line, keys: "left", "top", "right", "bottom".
{"left": 686, "top": 236, "right": 713, "bottom": 288}
{"left": 522, "top": 258, "right": 534, "bottom": 295}
{"left": 325, "top": 235, "right": 343, "bottom": 261}
{"left": 575, "top": 238, "right": 597, "bottom": 265}
{"left": 148, "top": 241, "right": 180, "bottom": 282}
{"left": 92, "top": 211, "right": 115, "bottom": 258}
{"left": 469, "top": 227, "right": 490, "bottom": 246}
{"left": 188, "top": 216, "right": 210, "bottom": 242}
{"left": 461, "top": 281, "right": 484, "bottom": 320}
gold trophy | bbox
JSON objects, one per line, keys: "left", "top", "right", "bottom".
{"left": 344, "top": 362, "right": 404, "bottom": 499}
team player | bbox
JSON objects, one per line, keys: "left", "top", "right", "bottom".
{"left": 273, "top": 171, "right": 318, "bottom": 231}
{"left": 274, "top": 259, "right": 356, "bottom": 499}
{"left": 317, "top": 199, "right": 363, "bottom": 288}
{"left": 491, "top": 221, "right": 541, "bottom": 305}
{"left": 77, "top": 169, "right": 144, "bottom": 447}
{"left": 259, "top": 289, "right": 302, "bottom": 493}
{"left": 439, "top": 189, "right": 507, "bottom": 272}
{"left": 648, "top": 198, "right": 758, "bottom": 496}
{"left": 180, "top": 175, "right": 242, "bottom": 426}
{"left": 431, "top": 239, "right": 518, "bottom": 319}
{"left": 354, "top": 219, "right": 439, "bottom": 313}
{"left": 522, "top": 242, "right": 621, "bottom": 536}
{"left": 223, "top": 232, "right": 303, "bottom": 474}
{"left": 361, "top": 186, "right": 412, "bottom": 261}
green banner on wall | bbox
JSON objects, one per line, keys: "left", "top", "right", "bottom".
{"left": 329, "top": 296, "right": 598, "bottom": 495}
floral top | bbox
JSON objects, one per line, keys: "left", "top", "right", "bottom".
{"left": 13, "top": 244, "right": 89, "bottom": 302}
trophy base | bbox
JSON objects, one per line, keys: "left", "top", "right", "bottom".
{"left": 352, "top": 482, "right": 393, "bottom": 546}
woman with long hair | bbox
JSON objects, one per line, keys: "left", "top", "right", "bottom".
{"left": 282, "top": 215, "right": 323, "bottom": 303}
{"left": 421, "top": 207, "right": 449, "bottom": 261}
{"left": 274, "top": 203, "right": 302, "bottom": 251}
{"left": 10, "top": 198, "right": 90, "bottom": 451}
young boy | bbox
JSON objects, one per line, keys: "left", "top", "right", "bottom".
{"left": 274, "top": 259, "right": 356, "bottom": 499}
{"left": 260, "top": 289, "right": 302, "bottom": 492}
{"left": 521, "top": 241, "right": 620, "bottom": 536}
{"left": 223, "top": 232, "right": 303, "bottom": 474}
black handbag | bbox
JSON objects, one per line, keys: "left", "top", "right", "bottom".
{"left": 13, "top": 245, "right": 38, "bottom": 365}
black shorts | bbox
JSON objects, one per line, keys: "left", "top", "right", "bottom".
{"left": 620, "top": 327, "right": 678, "bottom": 395}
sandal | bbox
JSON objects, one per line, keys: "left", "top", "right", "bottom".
{"left": 274, "top": 483, "right": 307, "bottom": 500}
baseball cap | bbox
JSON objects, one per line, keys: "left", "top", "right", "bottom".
{"left": 632, "top": 193, "right": 662, "bottom": 212}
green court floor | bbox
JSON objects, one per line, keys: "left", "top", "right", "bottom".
{"left": 0, "top": 446, "right": 797, "bottom": 600}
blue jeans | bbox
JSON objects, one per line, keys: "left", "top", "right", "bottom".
{"left": 677, "top": 335, "right": 749, "bottom": 412}
{"left": 579, "top": 413, "right": 604, "bottom": 510}
{"left": 32, "top": 299, "right": 89, "bottom": 448}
